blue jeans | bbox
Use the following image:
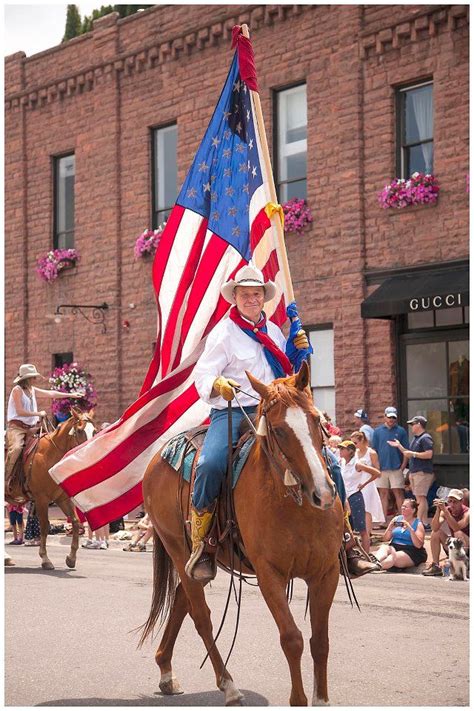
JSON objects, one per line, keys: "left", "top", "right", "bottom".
{"left": 192, "top": 406, "right": 257, "bottom": 511}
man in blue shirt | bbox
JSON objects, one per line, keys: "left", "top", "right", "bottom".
{"left": 372, "top": 407, "right": 409, "bottom": 524}
{"left": 388, "top": 415, "right": 434, "bottom": 530}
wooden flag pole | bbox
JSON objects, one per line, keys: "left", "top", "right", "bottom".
{"left": 241, "top": 23, "right": 295, "bottom": 303}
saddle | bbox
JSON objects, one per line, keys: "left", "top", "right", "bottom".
{"left": 5, "top": 434, "right": 40, "bottom": 505}
{"left": 161, "top": 420, "right": 257, "bottom": 576}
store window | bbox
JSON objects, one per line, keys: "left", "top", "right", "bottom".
{"left": 54, "top": 154, "right": 75, "bottom": 249}
{"left": 152, "top": 124, "right": 177, "bottom": 228}
{"left": 403, "top": 329, "right": 469, "bottom": 456}
{"left": 309, "top": 327, "right": 335, "bottom": 422}
{"left": 275, "top": 84, "right": 307, "bottom": 202}
{"left": 396, "top": 80, "right": 433, "bottom": 179}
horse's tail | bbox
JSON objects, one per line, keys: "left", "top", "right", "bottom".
{"left": 137, "top": 530, "right": 177, "bottom": 648}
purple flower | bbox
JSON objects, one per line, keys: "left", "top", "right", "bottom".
{"left": 134, "top": 225, "right": 165, "bottom": 259}
{"left": 282, "top": 199, "right": 313, "bottom": 234}
{"left": 378, "top": 173, "right": 439, "bottom": 209}
{"left": 36, "top": 248, "right": 80, "bottom": 282}
{"left": 48, "top": 361, "right": 97, "bottom": 417}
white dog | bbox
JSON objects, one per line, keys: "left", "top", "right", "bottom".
{"left": 446, "top": 537, "right": 469, "bottom": 581}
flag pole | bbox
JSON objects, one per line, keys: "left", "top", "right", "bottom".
{"left": 241, "top": 23, "right": 295, "bottom": 303}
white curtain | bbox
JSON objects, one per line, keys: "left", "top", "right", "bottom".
{"left": 410, "top": 87, "right": 433, "bottom": 171}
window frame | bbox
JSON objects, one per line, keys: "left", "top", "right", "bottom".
{"left": 53, "top": 352, "right": 73, "bottom": 370}
{"left": 396, "top": 79, "right": 434, "bottom": 179}
{"left": 53, "top": 153, "right": 75, "bottom": 250}
{"left": 151, "top": 122, "right": 178, "bottom": 230}
{"left": 273, "top": 81, "right": 308, "bottom": 203}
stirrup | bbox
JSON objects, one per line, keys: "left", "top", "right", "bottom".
{"left": 185, "top": 542, "right": 217, "bottom": 583}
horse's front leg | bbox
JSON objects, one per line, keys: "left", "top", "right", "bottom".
{"left": 55, "top": 494, "right": 80, "bottom": 568}
{"left": 255, "top": 561, "right": 307, "bottom": 706}
{"left": 35, "top": 496, "right": 54, "bottom": 570}
{"left": 307, "top": 561, "right": 339, "bottom": 706}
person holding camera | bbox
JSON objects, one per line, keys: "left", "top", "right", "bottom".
{"left": 422, "top": 489, "right": 470, "bottom": 576}
{"left": 373, "top": 498, "right": 427, "bottom": 571}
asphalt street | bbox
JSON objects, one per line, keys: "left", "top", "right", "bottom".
{"left": 5, "top": 539, "right": 469, "bottom": 707}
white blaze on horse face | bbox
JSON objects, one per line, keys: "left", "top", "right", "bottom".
{"left": 284, "top": 407, "right": 333, "bottom": 507}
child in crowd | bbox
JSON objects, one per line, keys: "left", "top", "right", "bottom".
{"left": 6, "top": 502, "right": 25, "bottom": 545}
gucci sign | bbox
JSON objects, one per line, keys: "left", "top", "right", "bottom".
{"left": 409, "top": 293, "right": 463, "bottom": 311}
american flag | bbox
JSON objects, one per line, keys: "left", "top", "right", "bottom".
{"left": 49, "top": 29, "right": 292, "bottom": 529}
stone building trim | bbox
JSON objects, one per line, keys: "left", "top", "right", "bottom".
{"left": 359, "top": 4, "right": 469, "bottom": 59}
{"left": 5, "top": 4, "right": 309, "bottom": 112}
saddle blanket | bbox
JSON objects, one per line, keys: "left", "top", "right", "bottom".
{"left": 161, "top": 430, "right": 255, "bottom": 488}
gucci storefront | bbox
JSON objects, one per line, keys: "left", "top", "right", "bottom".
{"left": 362, "top": 261, "right": 469, "bottom": 487}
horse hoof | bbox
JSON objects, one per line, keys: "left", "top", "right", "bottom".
{"left": 66, "top": 556, "right": 76, "bottom": 569}
{"left": 225, "top": 695, "right": 244, "bottom": 707}
{"left": 159, "top": 677, "right": 184, "bottom": 695}
{"left": 41, "top": 560, "right": 55, "bottom": 570}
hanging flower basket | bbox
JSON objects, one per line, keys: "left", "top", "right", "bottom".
{"left": 282, "top": 198, "right": 313, "bottom": 234}
{"left": 134, "top": 225, "right": 165, "bottom": 260}
{"left": 378, "top": 172, "right": 440, "bottom": 210}
{"left": 36, "top": 248, "right": 80, "bottom": 282}
{"left": 49, "top": 362, "right": 97, "bottom": 418}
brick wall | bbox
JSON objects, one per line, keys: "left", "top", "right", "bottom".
{"left": 5, "top": 4, "right": 469, "bottom": 433}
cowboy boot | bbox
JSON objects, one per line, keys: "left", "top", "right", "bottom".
{"left": 184, "top": 507, "right": 216, "bottom": 584}
{"left": 343, "top": 519, "right": 380, "bottom": 577}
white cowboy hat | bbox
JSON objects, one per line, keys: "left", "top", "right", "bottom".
{"left": 13, "top": 364, "right": 43, "bottom": 384}
{"left": 220, "top": 264, "right": 277, "bottom": 304}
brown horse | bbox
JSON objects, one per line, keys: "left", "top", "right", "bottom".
{"left": 5, "top": 409, "right": 92, "bottom": 570}
{"left": 141, "top": 361, "right": 344, "bottom": 706}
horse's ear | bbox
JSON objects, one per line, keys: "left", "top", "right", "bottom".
{"left": 295, "top": 360, "right": 310, "bottom": 391}
{"left": 245, "top": 370, "right": 270, "bottom": 399}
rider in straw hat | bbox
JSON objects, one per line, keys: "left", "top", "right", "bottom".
{"left": 186, "top": 264, "right": 312, "bottom": 582}
{"left": 5, "top": 363, "right": 83, "bottom": 484}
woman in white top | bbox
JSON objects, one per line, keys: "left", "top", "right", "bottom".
{"left": 5, "top": 363, "right": 82, "bottom": 481}
{"left": 351, "top": 430, "right": 385, "bottom": 537}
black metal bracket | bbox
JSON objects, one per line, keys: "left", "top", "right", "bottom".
{"left": 55, "top": 302, "right": 109, "bottom": 334}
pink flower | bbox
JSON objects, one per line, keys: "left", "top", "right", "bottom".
{"left": 36, "top": 249, "right": 80, "bottom": 282}
{"left": 283, "top": 199, "right": 313, "bottom": 234}
{"left": 134, "top": 225, "right": 165, "bottom": 259}
{"left": 378, "top": 173, "right": 439, "bottom": 209}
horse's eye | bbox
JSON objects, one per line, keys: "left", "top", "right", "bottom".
{"left": 273, "top": 426, "right": 285, "bottom": 438}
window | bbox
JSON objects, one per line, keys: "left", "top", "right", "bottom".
{"left": 309, "top": 327, "right": 335, "bottom": 422}
{"left": 54, "top": 154, "right": 75, "bottom": 249}
{"left": 275, "top": 84, "right": 307, "bottom": 202}
{"left": 397, "top": 81, "right": 433, "bottom": 178}
{"left": 53, "top": 352, "right": 73, "bottom": 369}
{"left": 404, "top": 337, "right": 469, "bottom": 455}
{"left": 406, "top": 306, "right": 469, "bottom": 330}
{"left": 152, "top": 124, "right": 177, "bottom": 228}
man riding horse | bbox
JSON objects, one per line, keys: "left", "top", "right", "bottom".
{"left": 186, "top": 264, "right": 377, "bottom": 582}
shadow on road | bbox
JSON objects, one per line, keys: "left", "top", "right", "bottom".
{"left": 5, "top": 567, "right": 86, "bottom": 579}
{"left": 37, "top": 689, "right": 269, "bottom": 706}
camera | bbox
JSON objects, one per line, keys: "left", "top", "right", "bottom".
{"left": 434, "top": 498, "right": 447, "bottom": 506}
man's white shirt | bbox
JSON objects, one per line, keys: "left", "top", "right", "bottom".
{"left": 194, "top": 316, "right": 287, "bottom": 409}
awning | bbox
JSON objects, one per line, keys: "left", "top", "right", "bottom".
{"left": 361, "top": 266, "right": 469, "bottom": 319}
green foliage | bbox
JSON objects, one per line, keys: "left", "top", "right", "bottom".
{"left": 62, "top": 4, "right": 82, "bottom": 42}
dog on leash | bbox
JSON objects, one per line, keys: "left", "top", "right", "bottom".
{"left": 446, "top": 537, "right": 469, "bottom": 581}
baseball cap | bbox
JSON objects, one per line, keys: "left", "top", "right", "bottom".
{"left": 447, "top": 489, "right": 464, "bottom": 501}
{"left": 407, "top": 415, "right": 427, "bottom": 426}
{"left": 385, "top": 406, "right": 398, "bottom": 418}
{"left": 354, "top": 409, "right": 368, "bottom": 420}
{"left": 337, "top": 440, "right": 356, "bottom": 450}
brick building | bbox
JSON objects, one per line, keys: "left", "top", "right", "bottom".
{"left": 5, "top": 4, "right": 469, "bottom": 485}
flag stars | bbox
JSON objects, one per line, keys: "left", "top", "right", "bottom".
{"left": 228, "top": 206, "right": 237, "bottom": 216}
{"left": 211, "top": 191, "right": 218, "bottom": 202}
{"left": 251, "top": 166, "right": 257, "bottom": 178}
{"left": 249, "top": 138, "right": 254, "bottom": 149}
{"left": 233, "top": 104, "right": 240, "bottom": 114}
{"left": 235, "top": 143, "right": 244, "bottom": 154}
{"left": 203, "top": 182, "right": 211, "bottom": 193}
{"left": 225, "top": 186, "right": 235, "bottom": 197}
{"left": 232, "top": 225, "right": 240, "bottom": 236}
{"left": 224, "top": 129, "right": 231, "bottom": 140}
{"left": 224, "top": 168, "right": 232, "bottom": 178}
{"left": 210, "top": 174, "right": 217, "bottom": 183}
{"left": 211, "top": 136, "right": 220, "bottom": 148}
{"left": 239, "top": 162, "right": 247, "bottom": 173}
{"left": 246, "top": 109, "right": 251, "bottom": 121}
{"left": 223, "top": 110, "right": 231, "bottom": 120}
{"left": 247, "top": 160, "right": 251, "bottom": 171}
{"left": 243, "top": 183, "right": 249, "bottom": 194}
{"left": 243, "top": 83, "right": 248, "bottom": 94}
{"left": 198, "top": 161, "right": 209, "bottom": 172}
{"left": 187, "top": 187, "right": 197, "bottom": 199}
{"left": 211, "top": 211, "right": 220, "bottom": 221}
{"left": 236, "top": 122, "right": 242, "bottom": 134}
{"left": 233, "top": 79, "right": 241, "bottom": 93}
{"left": 223, "top": 148, "right": 231, "bottom": 159}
